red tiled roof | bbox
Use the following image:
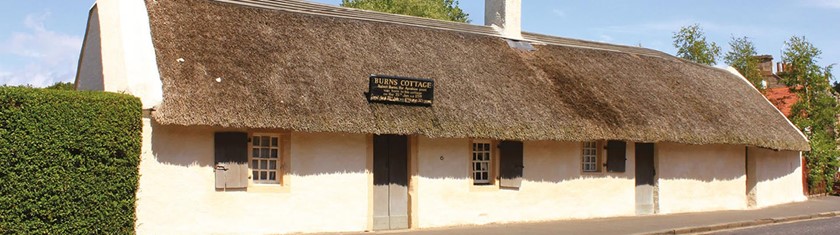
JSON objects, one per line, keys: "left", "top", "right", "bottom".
{"left": 763, "top": 87, "right": 798, "bottom": 117}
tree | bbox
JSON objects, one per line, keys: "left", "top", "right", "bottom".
{"left": 780, "top": 36, "right": 839, "bottom": 193}
{"left": 724, "top": 36, "right": 763, "bottom": 90}
{"left": 341, "top": 0, "right": 469, "bottom": 23}
{"left": 45, "top": 81, "right": 75, "bottom": 90}
{"left": 672, "top": 24, "right": 721, "bottom": 65}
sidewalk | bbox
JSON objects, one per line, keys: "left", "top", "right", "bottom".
{"left": 336, "top": 196, "right": 840, "bottom": 235}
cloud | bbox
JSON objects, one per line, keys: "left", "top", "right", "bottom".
{"left": 593, "top": 19, "right": 783, "bottom": 39}
{"left": 598, "top": 34, "right": 614, "bottom": 43}
{"left": 805, "top": 0, "right": 840, "bottom": 9}
{"left": 0, "top": 12, "right": 83, "bottom": 87}
{"left": 551, "top": 9, "right": 566, "bottom": 17}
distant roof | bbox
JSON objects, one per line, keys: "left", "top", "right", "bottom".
{"left": 146, "top": 0, "right": 809, "bottom": 151}
{"left": 764, "top": 87, "right": 799, "bottom": 117}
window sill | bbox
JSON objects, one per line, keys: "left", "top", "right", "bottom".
{"left": 469, "top": 182, "right": 499, "bottom": 192}
{"left": 580, "top": 170, "right": 626, "bottom": 176}
{"left": 246, "top": 184, "right": 290, "bottom": 193}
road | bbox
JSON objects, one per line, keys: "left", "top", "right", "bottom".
{"left": 712, "top": 217, "right": 840, "bottom": 235}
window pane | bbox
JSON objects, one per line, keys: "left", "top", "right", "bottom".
{"left": 482, "top": 172, "right": 488, "bottom": 180}
{"left": 261, "top": 136, "right": 269, "bottom": 147}
{"left": 252, "top": 170, "right": 258, "bottom": 179}
{"left": 260, "top": 171, "right": 267, "bottom": 180}
{"left": 269, "top": 160, "right": 276, "bottom": 169}
{"left": 260, "top": 148, "right": 269, "bottom": 158}
{"left": 271, "top": 137, "right": 278, "bottom": 147}
{"left": 269, "top": 172, "right": 276, "bottom": 181}
{"left": 252, "top": 160, "right": 258, "bottom": 168}
{"left": 252, "top": 148, "right": 259, "bottom": 158}
{"left": 270, "top": 149, "right": 278, "bottom": 158}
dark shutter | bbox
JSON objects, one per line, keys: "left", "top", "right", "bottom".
{"left": 499, "top": 141, "right": 524, "bottom": 188}
{"left": 214, "top": 132, "right": 249, "bottom": 189}
{"left": 606, "top": 140, "right": 626, "bottom": 172}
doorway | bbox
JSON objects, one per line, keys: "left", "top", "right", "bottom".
{"left": 499, "top": 141, "right": 524, "bottom": 188}
{"left": 635, "top": 143, "right": 656, "bottom": 215}
{"left": 372, "top": 135, "right": 409, "bottom": 230}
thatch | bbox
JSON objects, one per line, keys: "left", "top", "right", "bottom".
{"left": 146, "top": 0, "right": 809, "bottom": 151}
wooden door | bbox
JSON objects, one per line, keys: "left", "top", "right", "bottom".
{"left": 373, "top": 135, "right": 408, "bottom": 230}
{"left": 635, "top": 143, "right": 655, "bottom": 215}
{"left": 499, "top": 141, "right": 523, "bottom": 188}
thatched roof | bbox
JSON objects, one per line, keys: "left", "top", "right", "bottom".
{"left": 146, "top": 0, "right": 809, "bottom": 151}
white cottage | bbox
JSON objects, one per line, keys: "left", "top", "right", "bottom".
{"left": 75, "top": 0, "right": 809, "bottom": 234}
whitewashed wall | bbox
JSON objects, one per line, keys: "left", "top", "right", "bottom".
{"left": 414, "top": 137, "right": 636, "bottom": 228}
{"left": 75, "top": 6, "right": 104, "bottom": 91}
{"left": 135, "top": 119, "right": 369, "bottom": 234}
{"left": 135, "top": 124, "right": 807, "bottom": 234}
{"left": 77, "top": 0, "right": 162, "bottom": 108}
{"left": 657, "top": 143, "right": 747, "bottom": 214}
{"left": 748, "top": 147, "right": 807, "bottom": 207}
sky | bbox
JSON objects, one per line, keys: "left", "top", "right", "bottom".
{"left": 1, "top": 0, "right": 838, "bottom": 87}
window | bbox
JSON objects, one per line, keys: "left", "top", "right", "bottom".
{"left": 472, "top": 140, "right": 492, "bottom": 184}
{"left": 250, "top": 134, "right": 281, "bottom": 184}
{"left": 582, "top": 141, "right": 600, "bottom": 172}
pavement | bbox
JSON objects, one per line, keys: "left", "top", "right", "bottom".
{"left": 333, "top": 196, "right": 840, "bottom": 235}
{"left": 712, "top": 216, "right": 840, "bottom": 235}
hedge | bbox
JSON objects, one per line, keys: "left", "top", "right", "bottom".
{"left": 0, "top": 87, "right": 142, "bottom": 234}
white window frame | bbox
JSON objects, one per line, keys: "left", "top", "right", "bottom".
{"left": 472, "top": 140, "right": 493, "bottom": 184}
{"left": 582, "top": 141, "right": 600, "bottom": 172}
{"left": 249, "top": 133, "right": 282, "bottom": 184}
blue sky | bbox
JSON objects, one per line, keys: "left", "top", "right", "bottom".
{"left": 1, "top": 0, "right": 838, "bottom": 87}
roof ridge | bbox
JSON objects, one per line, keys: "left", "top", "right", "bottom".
{"left": 211, "top": 0, "right": 673, "bottom": 58}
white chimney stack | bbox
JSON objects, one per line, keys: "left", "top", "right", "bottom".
{"left": 485, "top": 0, "right": 522, "bottom": 40}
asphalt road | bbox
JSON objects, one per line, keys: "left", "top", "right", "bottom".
{"left": 712, "top": 217, "right": 840, "bottom": 235}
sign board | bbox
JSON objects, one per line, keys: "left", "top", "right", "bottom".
{"left": 368, "top": 75, "right": 434, "bottom": 106}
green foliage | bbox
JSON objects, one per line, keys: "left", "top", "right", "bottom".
{"left": 341, "top": 0, "right": 470, "bottom": 23}
{"left": 672, "top": 24, "right": 721, "bottom": 65}
{"left": 724, "top": 36, "right": 763, "bottom": 90}
{"left": 779, "top": 36, "right": 840, "bottom": 192}
{"left": 0, "top": 87, "right": 142, "bottom": 234}
{"left": 45, "top": 81, "right": 75, "bottom": 91}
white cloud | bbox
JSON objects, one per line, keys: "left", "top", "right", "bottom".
{"left": 594, "top": 19, "right": 782, "bottom": 39}
{"left": 551, "top": 9, "right": 566, "bottom": 17}
{"left": 805, "top": 0, "right": 840, "bottom": 9}
{"left": 0, "top": 12, "right": 82, "bottom": 87}
{"left": 598, "top": 34, "right": 614, "bottom": 43}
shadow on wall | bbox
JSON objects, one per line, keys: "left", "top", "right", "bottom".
{"left": 150, "top": 120, "right": 215, "bottom": 167}
{"left": 751, "top": 149, "right": 800, "bottom": 185}
{"left": 149, "top": 120, "right": 368, "bottom": 176}
{"left": 415, "top": 139, "right": 633, "bottom": 184}
{"left": 657, "top": 144, "right": 746, "bottom": 183}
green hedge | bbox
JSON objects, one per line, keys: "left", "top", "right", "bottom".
{"left": 0, "top": 87, "right": 142, "bottom": 234}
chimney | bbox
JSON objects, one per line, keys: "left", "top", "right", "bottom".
{"left": 485, "top": 0, "right": 522, "bottom": 40}
{"left": 754, "top": 55, "right": 774, "bottom": 76}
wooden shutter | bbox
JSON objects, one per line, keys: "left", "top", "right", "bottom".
{"left": 499, "top": 141, "right": 524, "bottom": 188}
{"left": 214, "top": 132, "right": 249, "bottom": 189}
{"left": 606, "top": 140, "right": 626, "bottom": 172}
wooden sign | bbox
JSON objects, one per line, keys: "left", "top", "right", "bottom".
{"left": 368, "top": 75, "right": 434, "bottom": 106}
